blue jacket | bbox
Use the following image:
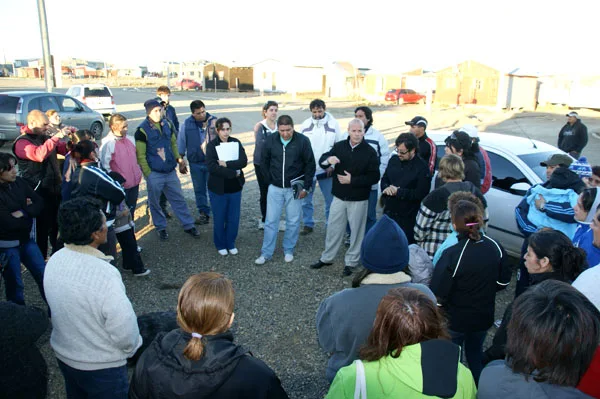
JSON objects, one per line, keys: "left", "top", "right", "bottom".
{"left": 154, "top": 97, "right": 179, "bottom": 132}
{"left": 177, "top": 113, "right": 217, "bottom": 164}
{"left": 135, "top": 118, "right": 178, "bottom": 174}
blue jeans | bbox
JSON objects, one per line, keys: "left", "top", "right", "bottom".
{"left": 302, "top": 176, "right": 333, "bottom": 228}
{"left": 57, "top": 359, "right": 128, "bottom": 399}
{"left": 209, "top": 190, "right": 242, "bottom": 250}
{"left": 261, "top": 185, "right": 303, "bottom": 258}
{"left": 190, "top": 162, "right": 210, "bottom": 214}
{"left": 450, "top": 329, "right": 487, "bottom": 385}
{"left": 146, "top": 170, "right": 194, "bottom": 231}
{"left": 0, "top": 239, "right": 46, "bottom": 305}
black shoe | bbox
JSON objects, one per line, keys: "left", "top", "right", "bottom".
{"left": 300, "top": 226, "right": 313, "bottom": 236}
{"left": 342, "top": 266, "right": 354, "bottom": 277}
{"left": 184, "top": 227, "right": 201, "bottom": 238}
{"left": 158, "top": 230, "right": 169, "bottom": 241}
{"left": 162, "top": 209, "right": 173, "bottom": 219}
{"left": 310, "top": 260, "right": 333, "bottom": 269}
{"left": 195, "top": 212, "right": 210, "bottom": 225}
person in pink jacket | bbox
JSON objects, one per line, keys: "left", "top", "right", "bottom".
{"left": 99, "top": 114, "right": 143, "bottom": 217}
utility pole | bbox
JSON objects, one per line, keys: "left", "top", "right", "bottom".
{"left": 37, "top": 0, "right": 54, "bottom": 92}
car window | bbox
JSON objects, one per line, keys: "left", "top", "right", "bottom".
{"left": 59, "top": 97, "right": 80, "bottom": 112}
{"left": 84, "top": 87, "right": 110, "bottom": 97}
{"left": 488, "top": 151, "right": 529, "bottom": 191}
{"left": 400, "top": 89, "right": 407, "bottom": 94}
{"left": 29, "top": 96, "right": 60, "bottom": 112}
{"left": 0, "top": 95, "right": 19, "bottom": 113}
{"left": 518, "top": 151, "right": 562, "bottom": 182}
{"left": 408, "top": 89, "right": 416, "bottom": 94}
{"left": 387, "top": 89, "right": 397, "bottom": 94}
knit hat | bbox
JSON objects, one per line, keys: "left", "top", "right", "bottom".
{"left": 570, "top": 156, "right": 593, "bottom": 178}
{"left": 361, "top": 215, "right": 409, "bottom": 274}
{"left": 144, "top": 99, "right": 161, "bottom": 114}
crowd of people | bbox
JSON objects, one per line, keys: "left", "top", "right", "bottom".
{"left": 1, "top": 92, "right": 599, "bottom": 398}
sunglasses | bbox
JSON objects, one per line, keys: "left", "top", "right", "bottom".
{"left": 397, "top": 149, "right": 410, "bottom": 155}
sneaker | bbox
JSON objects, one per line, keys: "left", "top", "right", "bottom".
{"left": 137, "top": 245, "right": 143, "bottom": 253}
{"left": 279, "top": 220, "right": 286, "bottom": 232}
{"left": 134, "top": 269, "right": 151, "bottom": 277}
{"left": 258, "top": 220, "right": 265, "bottom": 230}
{"left": 310, "top": 260, "right": 333, "bottom": 269}
{"left": 228, "top": 248, "right": 239, "bottom": 255}
{"left": 494, "top": 319, "right": 502, "bottom": 328}
{"left": 158, "top": 230, "right": 169, "bottom": 241}
{"left": 195, "top": 212, "right": 210, "bottom": 225}
{"left": 255, "top": 256, "right": 267, "bottom": 265}
{"left": 300, "top": 226, "right": 313, "bottom": 236}
{"left": 184, "top": 227, "right": 201, "bottom": 238}
{"left": 218, "top": 249, "right": 228, "bottom": 256}
{"left": 284, "top": 254, "right": 294, "bottom": 263}
{"left": 342, "top": 266, "right": 354, "bottom": 277}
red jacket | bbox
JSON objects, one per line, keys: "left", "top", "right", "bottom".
{"left": 578, "top": 346, "right": 600, "bottom": 398}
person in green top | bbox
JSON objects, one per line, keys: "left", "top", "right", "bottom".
{"left": 326, "top": 287, "right": 476, "bottom": 399}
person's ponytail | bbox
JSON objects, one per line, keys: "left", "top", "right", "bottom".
{"left": 183, "top": 335, "right": 205, "bottom": 361}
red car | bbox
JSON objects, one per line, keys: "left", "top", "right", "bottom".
{"left": 178, "top": 78, "right": 203, "bottom": 91}
{"left": 385, "top": 89, "right": 425, "bottom": 104}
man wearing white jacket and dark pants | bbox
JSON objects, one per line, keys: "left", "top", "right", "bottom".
{"left": 299, "top": 99, "right": 342, "bottom": 235}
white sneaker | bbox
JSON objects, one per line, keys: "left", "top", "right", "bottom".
{"left": 218, "top": 249, "right": 228, "bottom": 256}
{"left": 279, "top": 220, "right": 286, "bottom": 232}
{"left": 228, "top": 248, "right": 238, "bottom": 255}
{"left": 258, "top": 220, "right": 265, "bottom": 230}
{"left": 284, "top": 254, "right": 294, "bottom": 263}
{"left": 255, "top": 256, "right": 267, "bottom": 265}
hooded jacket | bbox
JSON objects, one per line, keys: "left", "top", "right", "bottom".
{"left": 0, "top": 176, "right": 43, "bottom": 246}
{"left": 326, "top": 340, "right": 477, "bottom": 399}
{"left": 300, "top": 112, "right": 342, "bottom": 175}
{"left": 129, "top": 329, "right": 289, "bottom": 399}
{"left": 479, "top": 360, "right": 593, "bottom": 399}
{"left": 558, "top": 119, "right": 588, "bottom": 154}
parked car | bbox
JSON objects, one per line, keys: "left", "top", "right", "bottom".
{"left": 0, "top": 91, "right": 105, "bottom": 146}
{"left": 385, "top": 89, "right": 425, "bottom": 105}
{"left": 177, "top": 78, "right": 203, "bottom": 91}
{"left": 427, "top": 131, "right": 567, "bottom": 257}
{"left": 66, "top": 84, "right": 116, "bottom": 117}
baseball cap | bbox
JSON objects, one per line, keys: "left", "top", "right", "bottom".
{"left": 445, "top": 131, "right": 472, "bottom": 151}
{"left": 540, "top": 153, "right": 573, "bottom": 167}
{"left": 458, "top": 124, "right": 479, "bottom": 138}
{"left": 566, "top": 111, "right": 580, "bottom": 119}
{"left": 144, "top": 99, "right": 162, "bottom": 114}
{"left": 405, "top": 116, "right": 428, "bottom": 128}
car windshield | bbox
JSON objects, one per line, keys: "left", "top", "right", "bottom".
{"left": 84, "top": 87, "right": 111, "bottom": 97}
{"left": 0, "top": 95, "right": 19, "bottom": 113}
{"left": 518, "top": 151, "right": 563, "bottom": 182}
{"left": 387, "top": 89, "right": 397, "bottom": 94}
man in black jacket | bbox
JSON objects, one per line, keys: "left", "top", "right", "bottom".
{"left": 558, "top": 111, "right": 588, "bottom": 158}
{"left": 310, "top": 119, "right": 380, "bottom": 276}
{"left": 255, "top": 115, "right": 315, "bottom": 265}
{"left": 0, "top": 153, "right": 46, "bottom": 305}
{"left": 380, "top": 133, "right": 431, "bottom": 243}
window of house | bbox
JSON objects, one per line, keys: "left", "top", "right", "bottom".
{"left": 445, "top": 77, "right": 456, "bottom": 89}
{"left": 208, "top": 71, "right": 214, "bottom": 80}
{"left": 218, "top": 71, "right": 224, "bottom": 80}
{"left": 473, "top": 79, "right": 483, "bottom": 90}
{"left": 189, "top": 71, "right": 194, "bottom": 76}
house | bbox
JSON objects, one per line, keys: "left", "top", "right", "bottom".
{"left": 325, "top": 61, "right": 356, "bottom": 98}
{"left": 203, "top": 62, "right": 253, "bottom": 91}
{"left": 435, "top": 60, "right": 502, "bottom": 106}
{"left": 252, "top": 59, "right": 324, "bottom": 94}
{"left": 498, "top": 68, "right": 539, "bottom": 110}
{"left": 178, "top": 60, "right": 208, "bottom": 81}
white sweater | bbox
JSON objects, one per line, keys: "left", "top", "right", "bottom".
{"left": 300, "top": 112, "right": 343, "bottom": 175}
{"left": 44, "top": 244, "right": 142, "bottom": 370}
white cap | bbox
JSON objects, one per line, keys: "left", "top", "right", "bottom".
{"left": 459, "top": 124, "right": 479, "bottom": 138}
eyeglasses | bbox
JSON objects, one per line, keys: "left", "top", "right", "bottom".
{"left": 397, "top": 149, "right": 410, "bottom": 156}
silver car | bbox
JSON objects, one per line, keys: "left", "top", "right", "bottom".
{"left": 0, "top": 91, "right": 105, "bottom": 146}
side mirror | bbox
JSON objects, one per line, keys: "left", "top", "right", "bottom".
{"left": 509, "top": 182, "right": 531, "bottom": 196}
{"left": 74, "top": 106, "right": 83, "bottom": 113}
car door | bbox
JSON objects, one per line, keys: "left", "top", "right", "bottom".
{"left": 407, "top": 89, "right": 417, "bottom": 103}
{"left": 57, "top": 95, "right": 87, "bottom": 130}
{"left": 484, "top": 149, "right": 532, "bottom": 257}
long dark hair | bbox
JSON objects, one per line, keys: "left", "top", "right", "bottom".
{"left": 354, "top": 106, "right": 373, "bottom": 132}
{"left": 451, "top": 200, "right": 483, "bottom": 241}
{"left": 528, "top": 229, "right": 586, "bottom": 282}
{"left": 359, "top": 287, "right": 449, "bottom": 362}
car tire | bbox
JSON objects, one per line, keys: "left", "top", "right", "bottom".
{"left": 90, "top": 122, "right": 103, "bottom": 140}
{"left": 194, "top": 86, "right": 200, "bottom": 91}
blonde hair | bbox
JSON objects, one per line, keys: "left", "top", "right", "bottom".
{"left": 109, "top": 113, "right": 127, "bottom": 128}
{"left": 46, "top": 109, "right": 59, "bottom": 118}
{"left": 438, "top": 154, "right": 465, "bottom": 181}
{"left": 177, "top": 272, "right": 234, "bottom": 361}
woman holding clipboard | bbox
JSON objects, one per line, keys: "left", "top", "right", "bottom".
{"left": 206, "top": 118, "right": 248, "bottom": 255}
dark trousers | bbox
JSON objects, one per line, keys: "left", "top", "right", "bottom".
{"left": 515, "top": 237, "right": 530, "bottom": 298}
{"left": 450, "top": 329, "right": 487, "bottom": 385}
{"left": 124, "top": 185, "right": 140, "bottom": 220}
{"left": 37, "top": 189, "right": 60, "bottom": 258}
{"left": 116, "top": 228, "right": 145, "bottom": 273}
{"left": 57, "top": 359, "right": 128, "bottom": 399}
{"left": 254, "top": 164, "right": 269, "bottom": 222}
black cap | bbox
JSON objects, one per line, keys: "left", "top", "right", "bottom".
{"left": 405, "top": 116, "right": 428, "bottom": 128}
{"left": 445, "top": 131, "right": 471, "bottom": 151}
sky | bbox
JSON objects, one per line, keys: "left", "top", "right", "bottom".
{"left": 1, "top": 0, "right": 598, "bottom": 75}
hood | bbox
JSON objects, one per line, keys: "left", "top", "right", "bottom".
{"left": 155, "top": 329, "right": 248, "bottom": 397}
{"left": 311, "top": 111, "right": 333, "bottom": 126}
{"left": 584, "top": 189, "right": 600, "bottom": 224}
{"left": 548, "top": 167, "right": 585, "bottom": 192}
{"left": 385, "top": 340, "right": 461, "bottom": 397}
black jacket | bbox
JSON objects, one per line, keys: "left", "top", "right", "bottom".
{"left": 430, "top": 234, "right": 511, "bottom": 332}
{"left": 0, "top": 177, "right": 43, "bottom": 245}
{"left": 558, "top": 120, "right": 588, "bottom": 154}
{"left": 261, "top": 132, "right": 315, "bottom": 191}
{"left": 463, "top": 156, "right": 481, "bottom": 189}
{"left": 319, "top": 138, "right": 379, "bottom": 201}
{"left": 544, "top": 166, "right": 586, "bottom": 193}
{"left": 12, "top": 133, "right": 62, "bottom": 195}
{"left": 381, "top": 154, "right": 431, "bottom": 241}
{"left": 129, "top": 329, "right": 289, "bottom": 399}
{"left": 206, "top": 137, "right": 248, "bottom": 195}
{"left": 70, "top": 161, "right": 125, "bottom": 223}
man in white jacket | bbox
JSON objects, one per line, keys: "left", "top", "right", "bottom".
{"left": 299, "top": 99, "right": 342, "bottom": 235}
{"left": 44, "top": 197, "right": 142, "bottom": 398}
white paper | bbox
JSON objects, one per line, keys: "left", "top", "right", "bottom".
{"left": 215, "top": 142, "right": 239, "bottom": 161}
